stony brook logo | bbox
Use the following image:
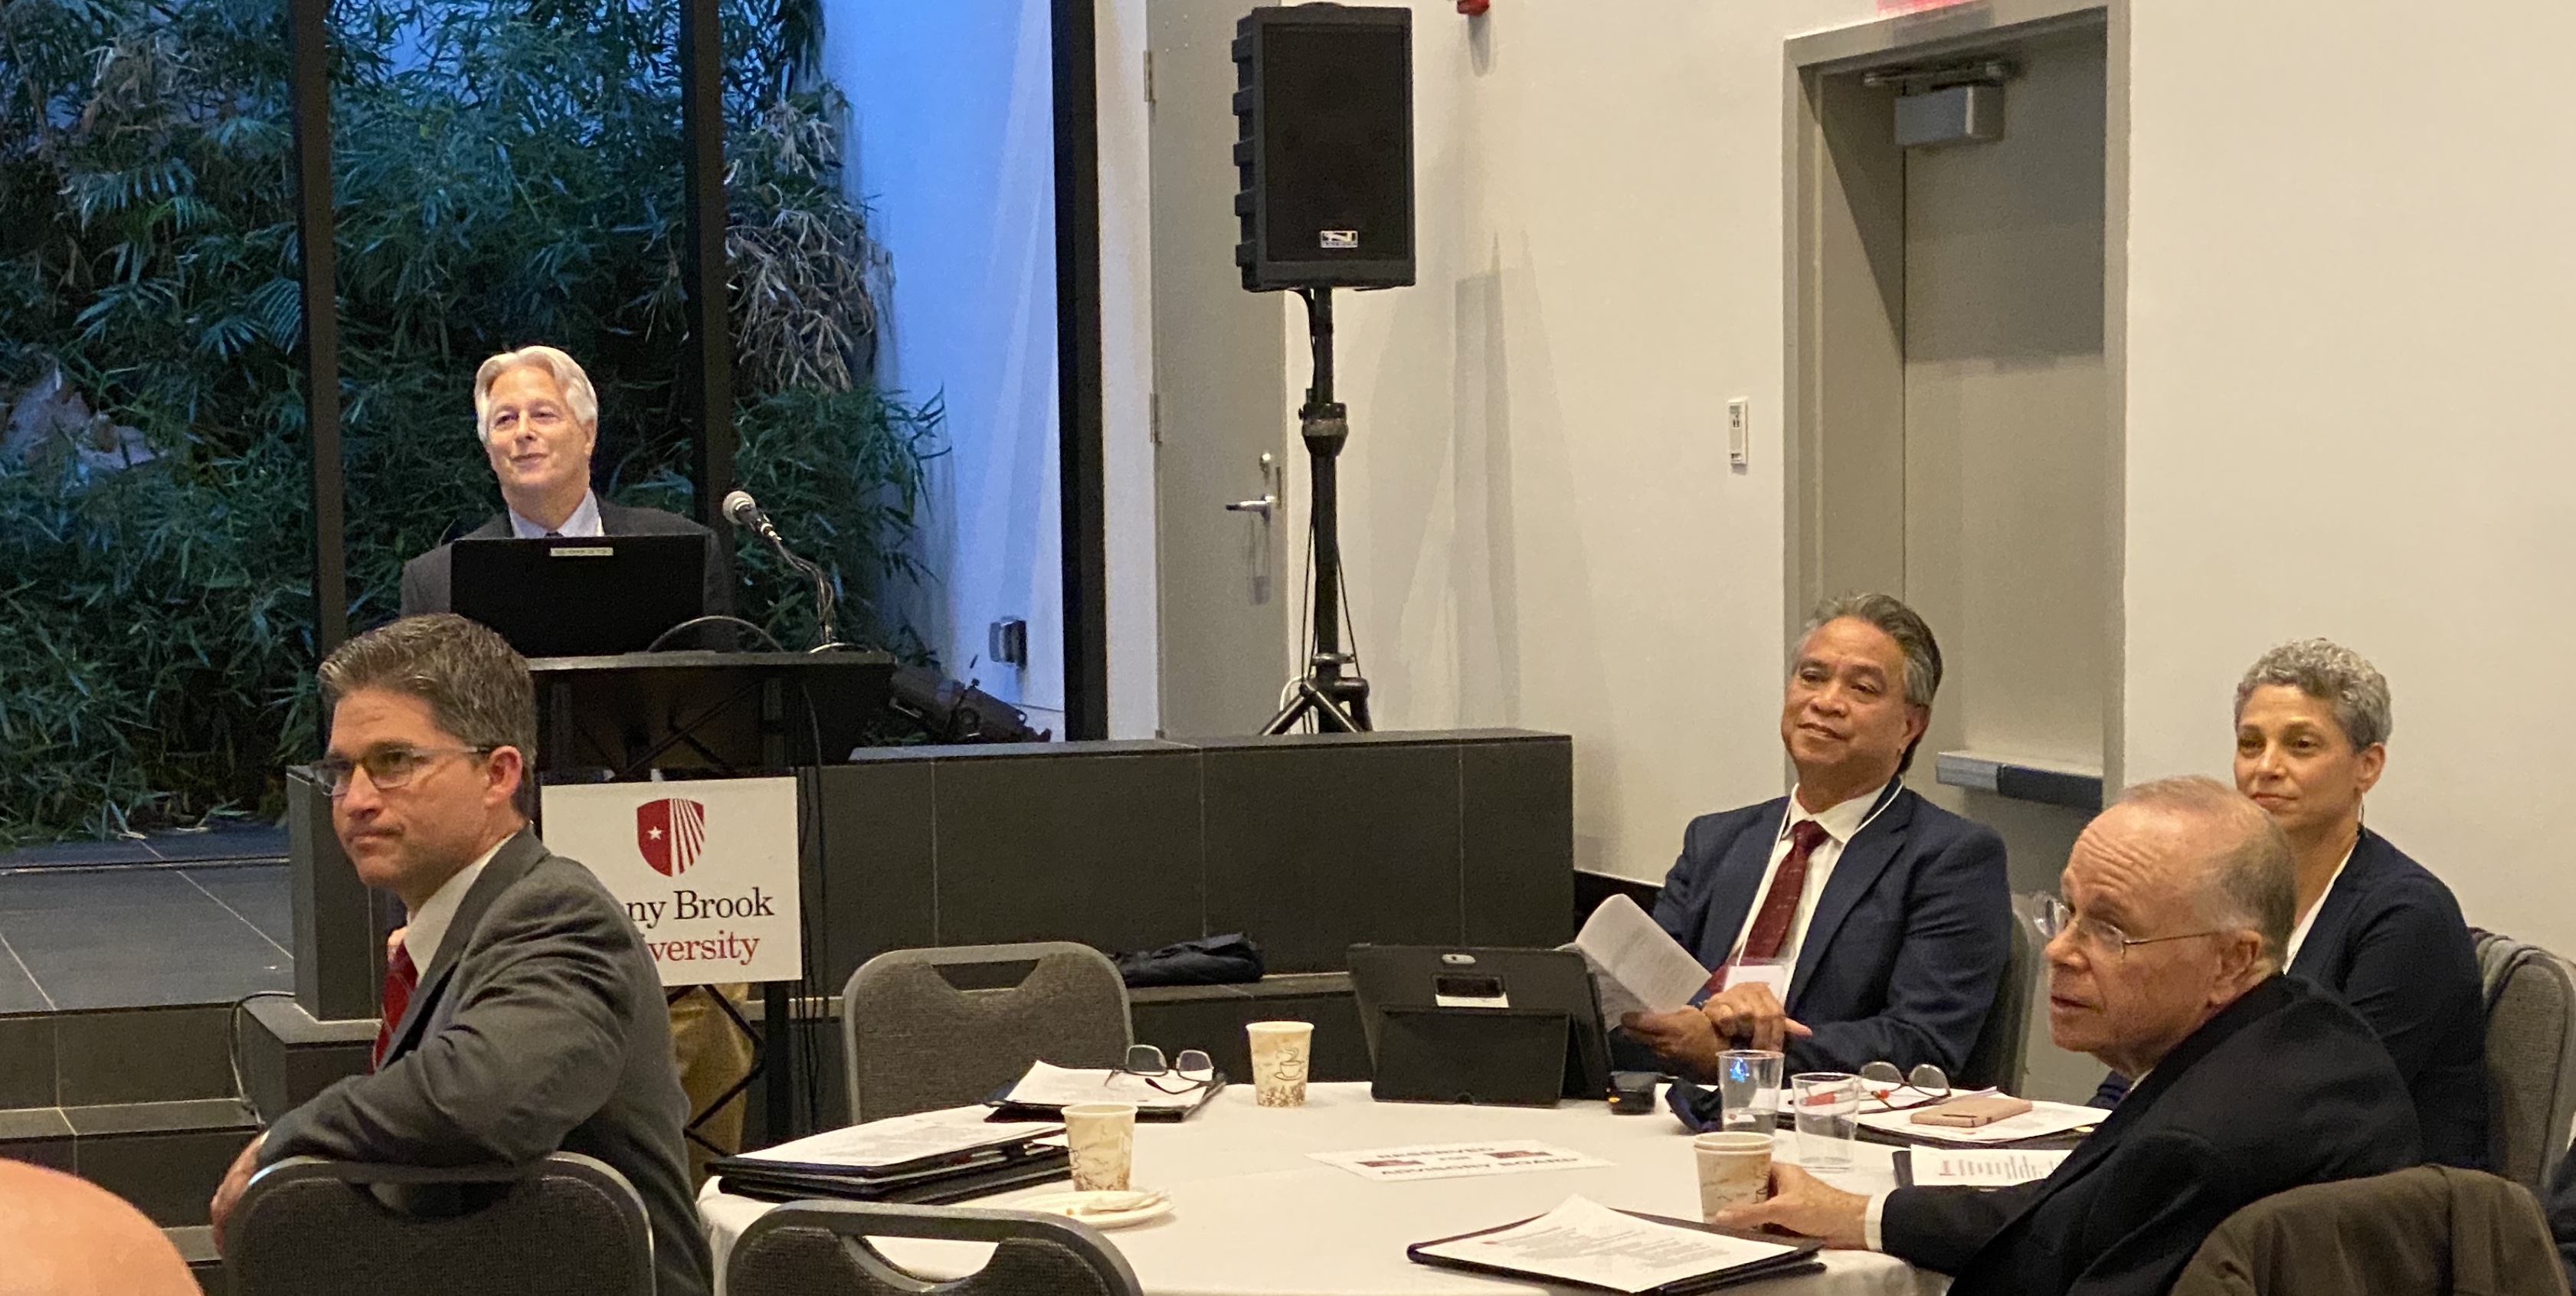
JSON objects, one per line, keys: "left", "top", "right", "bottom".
{"left": 636, "top": 797, "right": 708, "bottom": 877}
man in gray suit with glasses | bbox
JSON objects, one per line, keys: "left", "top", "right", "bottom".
{"left": 207, "top": 614, "right": 712, "bottom": 1296}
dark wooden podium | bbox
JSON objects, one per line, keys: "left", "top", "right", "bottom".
{"left": 529, "top": 649, "right": 895, "bottom": 778}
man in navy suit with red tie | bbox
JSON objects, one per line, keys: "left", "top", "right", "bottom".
{"left": 1622, "top": 593, "right": 2011, "bottom": 1079}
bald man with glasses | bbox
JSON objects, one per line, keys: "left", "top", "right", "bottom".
{"left": 1717, "top": 777, "right": 2418, "bottom": 1296}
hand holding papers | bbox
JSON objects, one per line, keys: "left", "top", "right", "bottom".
{"left": 1409, "top": 1196, "right": 1822, "bottom": 1294}
{"left": 1571, "top": 896, "right": 1710, "bottom": 1019}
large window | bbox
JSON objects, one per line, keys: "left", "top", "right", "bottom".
{"left": 804, "top": 0, "right": 1062, "bottom": 728}
{"left": 329, "top": 0, "right": 704, "bottom": 626}
{"left": 0, "top": 0, "right": 312, "bottom": 846}
{"left": 0, "top": 0, "right": 1094, "bottom": 848}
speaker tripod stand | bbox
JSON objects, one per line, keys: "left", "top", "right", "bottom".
{"left": 1265, "top": 287, "right": 1373, "bottom": 735}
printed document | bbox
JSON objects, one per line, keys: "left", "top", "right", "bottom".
{"left": 739, "top": 1105, "right": 1058, "bottom": 1169}
{"left": 1414, "top": 1196, "right": 1798, "bottom": 1294}
{"left": 1002, "top": 1060, "right": 1207, "bottom": 1111}
{"left": 1570, "top": 895, "right": 1711, "bottom": 1019}
{"left": 1311, "top": 1140, "right": 1611, "bottom": 1183}
{"left": 1905, "top": 1147, "right": 2069, "bottom": 1186}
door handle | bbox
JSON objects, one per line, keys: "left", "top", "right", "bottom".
{"left": 1226, "top": 452, "right": 1280, "bottom": 521}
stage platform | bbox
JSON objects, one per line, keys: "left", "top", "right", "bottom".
{"left": 0, "top": 862, "right": 290, "bottom": 1013}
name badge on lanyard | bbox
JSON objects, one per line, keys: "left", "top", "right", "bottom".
{"left": 1720, "top": 781, "right": 1903, "bottom": 994}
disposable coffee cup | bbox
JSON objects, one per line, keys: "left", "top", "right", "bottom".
{"left": 1246, "top": 1020, "right": 1314, "bottom": 1108}
{"left": 1061, "top": 1101, "right": 1136, "bottom": 1192}
{"left": 1693, "top": 1131, "right": 1774, "bottom": 1219}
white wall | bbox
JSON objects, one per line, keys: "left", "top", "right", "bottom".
{"left": 1098, "top": 0, "right": 2576, "bottom": 954}
{"left": 827, "top": 0, "right": 1065, "bottom": 725}
{"left": 1095, "top": 0, "right": 1161, "bottom": 738}
{"left": 2122, "top": 0, "right": 2576, "bottom": 953}
{"left": 1272, "top": 0, "right": 1876, "bottom": 878}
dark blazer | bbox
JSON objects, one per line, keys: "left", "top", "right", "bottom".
{"left": 2173, "top": 1164, "right": 2564, "bottom": 1296}
{"left": 398, "top": 500, "right": 731, "bottom": 620}
{"left": 1884, "top": 975, "right": 2421, "bottom": 1296}
{"left": 2546, "top": 1134, "right": 2576, "bottom": 1291}
{"left": 1648, "top": 785, "right": 2010, "bottom": 1075}
{"left": 2090, "top": 828, "right": 2487, "bottom": 1170}
{"left": 260, "top": 830, "right": 715, "bottom": 1296}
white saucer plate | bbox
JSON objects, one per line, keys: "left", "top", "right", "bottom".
{"left": 1013, "top": 1190, "right": 1176, "bottom": 1229}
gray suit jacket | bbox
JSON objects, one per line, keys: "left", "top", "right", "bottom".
{"left": 398, "top": 501, "right": 731, "bottom": 620}
{"left": 260, "top": 830, "right": 714, "bottom": 1296}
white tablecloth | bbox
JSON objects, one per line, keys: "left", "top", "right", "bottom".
{"left": 699, "top": 1083, "right": 1946, "bottom": 1296}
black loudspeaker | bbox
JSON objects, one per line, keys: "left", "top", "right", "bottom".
{"left": 1232, "top": 4, "right": 1414, "bottom": 292}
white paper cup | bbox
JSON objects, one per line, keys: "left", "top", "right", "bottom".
{"left": 1693, "top": 1131, "right": 1774, "bottom": 1219}
{"left": 1246, "top": 1020, "right": 1314, "bottom": 1108}
{"left": 1061, "top": 1101, "right": 1136, "bottom": 1191}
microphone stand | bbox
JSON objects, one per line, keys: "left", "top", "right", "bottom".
{"left": 745, "top": 513, "right": 840, "bottom": 651}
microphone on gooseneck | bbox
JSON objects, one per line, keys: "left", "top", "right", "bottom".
{"left": 721, "top": 489, "right": 840, "bottom": 650}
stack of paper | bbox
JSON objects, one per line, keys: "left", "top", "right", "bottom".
{"left": 1409, "top": 1196, "right": 1822, "bottom": 1294}
{"left": 735, "top": 1105, "right": 1058, "bottom": 1170}
{"left": 999, "top": 1060, "right": 1209, "bottom": 1112}
{"left": 711, "top": 1105, "right": 1070, "bottom": 1206}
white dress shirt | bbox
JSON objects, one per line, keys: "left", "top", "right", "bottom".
{"left": 401, "top": 836, "right": 508, "bottom": 971}
{"left": 508, "top": 489, "right": 603, "bottom": 538}
{"left": 2283, "top": 839, "right": 2357, "bottom": 967}
{"left": 1724, "top": 781, "right": 1897, "bottom": 981}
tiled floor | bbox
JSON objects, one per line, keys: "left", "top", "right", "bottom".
{"left": 0, "top": 823, "right": 289, "bottom": 870}
{"left": 0, "top": 864, "right": 291, "bottom": 1013}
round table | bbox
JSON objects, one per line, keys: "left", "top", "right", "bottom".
{"left": 699, "top": 1083, "right": 1946, "bottom": 1296}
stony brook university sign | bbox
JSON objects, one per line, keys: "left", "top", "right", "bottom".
{"left": 636, "top": 797, "right": 706, "bottom": 876}
{"left": 539, "top": 777, "right": 804, "bottom": 987}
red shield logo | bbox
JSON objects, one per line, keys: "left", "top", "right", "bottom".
{"left": 636, "top": 797, "right": 707, "bottom": 877}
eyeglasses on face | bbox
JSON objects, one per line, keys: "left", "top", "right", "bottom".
{"left": 1117, "top": 1045, "right": 1217, "bottom": 1094}
{"left": 2034, "top": 895, "right": 2226, "bottom": 958}
{"left": 314, "top": 745, "right": 494, "bottom": 798}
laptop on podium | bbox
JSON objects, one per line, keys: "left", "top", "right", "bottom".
{"left": 450, "top": 535, "right": 706, "bottom": 659}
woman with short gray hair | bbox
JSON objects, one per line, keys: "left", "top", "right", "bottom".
{"left": 2096, "top": 639, "right": 2487, "bottom": 1170}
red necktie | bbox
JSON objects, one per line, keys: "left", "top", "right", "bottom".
{"left": 373, "top": 941, "right": 418, "bottom": 1072}
{"left": 1738, "top": 819, "right": 1832, "bottom": 964}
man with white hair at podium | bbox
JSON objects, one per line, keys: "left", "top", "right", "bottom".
{"left": 396, "top": 342, "right": 747, "bottom": 1176}
{"left": 398, "top": 343, "right": 728, "bottom": 617}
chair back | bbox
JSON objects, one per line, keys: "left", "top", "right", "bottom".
{"left": 1958, "top": 895, "right": 2043, "bottom": 1092}
{"left": 2169, "top": 1165, "right": 2567, "bottom": 1296}
{"left": 227, "top": 1153, "right": 651, "bottom": 1296}
{"left": 727, "top": 1200, "right": 1141, "bottom": 1296}
{"left": 2476, "top": 932, "right": 2576, "bottom": 1193}
{"left": 841, "top": 941, "right": 1133, "bottom": 1122}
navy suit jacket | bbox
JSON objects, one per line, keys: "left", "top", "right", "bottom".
{"left": 1886, "top": 976, "right": 2420, "bottom": 1296}
{"left": 398, "top": 501, "right": 730, "bottom": 620}
{"left": 1648, "top": 785, "right": 2010, "bottom": 1076}
{"left": 2090, "top": 827, "right": 2487, "bottom": 1170}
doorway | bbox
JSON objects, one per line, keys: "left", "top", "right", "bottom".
{"left": 1146, "top": 0, "right": 1292, "bottom": 737}
{"left": 1787, "top": 2, "right": 2126, "bottom": 1102}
